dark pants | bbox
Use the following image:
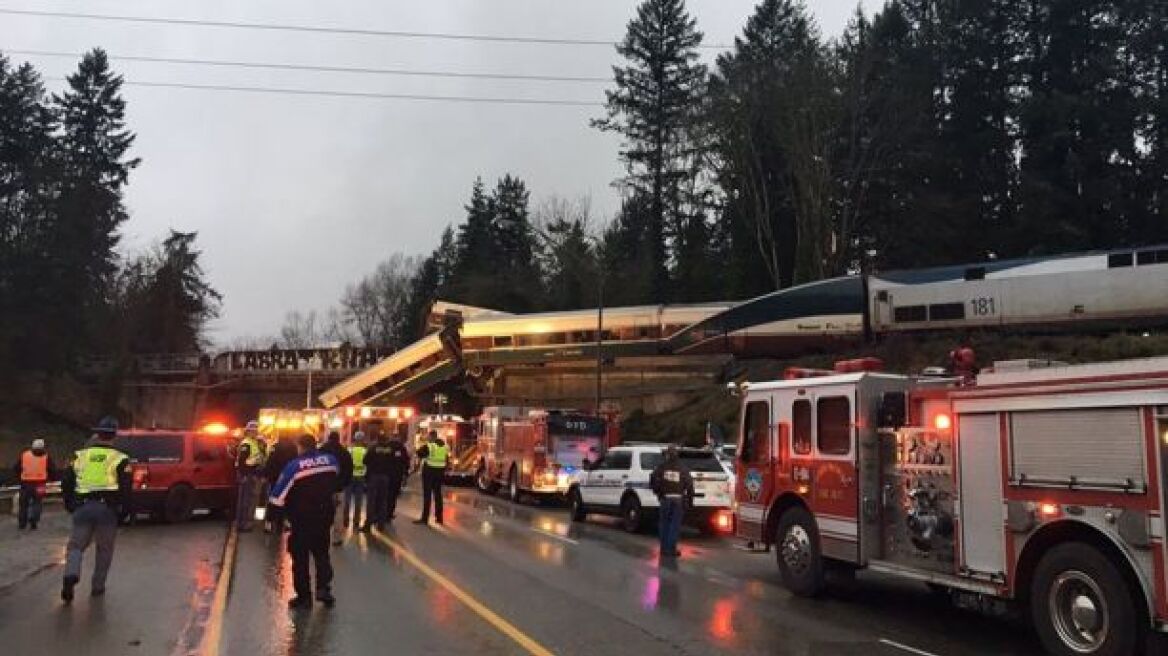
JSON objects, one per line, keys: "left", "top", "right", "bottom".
{"left": 386, "top": 471, "right": 405, "bottom": 520}
{"left": 343, "top": 478, "right": 366, "bottom": 527}
{"left": 288, "top": 519, "right": 333, "bottom": 599}
{"left": 420, "top": 467, "right": 444, "bottom": 523}
{"left": 658, "top": 496, "right": 684, "bottom": 555}
{"left": 66, "top": 501, "right": 119, "bottom": 590}
{"left": 365, "top": 474, "right": 389, "bottom": 527}
{"left": 18, "top": 482, "right": 45, "bottom": 528}
{"left": 235, "top": 472, "right": 258, "bottom": 529}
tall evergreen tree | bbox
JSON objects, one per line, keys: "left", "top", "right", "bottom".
{"left": 47, "top": 48, "right": 139, "bottom": 363}
{"left": 1016, "top": 1, "right": 1140, "bottom": 253}
{"left": 594, "top": 0, "right": 707, "bottom": 302}
{"left": 0, "top": 56, "right": 56, "bottom": 368}
{"left": 128, "top": 231, "right": 221, "bottom": 352}
{"left": 489, "top": 174, "right": 543, "bottom": 311}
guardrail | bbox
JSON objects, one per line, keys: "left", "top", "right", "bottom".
{"left": 0, "top": 483, "right": 62, "bottom": 515}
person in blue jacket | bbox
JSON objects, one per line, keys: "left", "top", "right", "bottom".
{"left": 269, "top": 434, "right": 340, "bottom": 609}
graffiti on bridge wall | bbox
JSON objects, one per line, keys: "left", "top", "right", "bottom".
{"left": 215, "top": 348, "right": 390, "bottom": 372}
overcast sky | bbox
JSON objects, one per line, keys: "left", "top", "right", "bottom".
{"left": 1, "top": 0, "right": 862, "bottom": 344}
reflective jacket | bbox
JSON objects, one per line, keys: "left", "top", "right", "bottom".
{"left": 419, "top": 441, "right": 448, "bottom": 469}
{"left": 350, "top": 445, "right": 368, "bottom": 479}
{"left": 62, "top": 442, "right": 131, "bottom": 507}
{"left": 16, "top": 449, "right": 54, "bottom": 483}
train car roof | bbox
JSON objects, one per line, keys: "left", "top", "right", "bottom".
{"left": 873, "top": 243, "right": 1168, "bottom": 285}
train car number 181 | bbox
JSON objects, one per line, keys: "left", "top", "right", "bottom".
{"left": 969, "top": 297, "right": 997, "bottom": 316}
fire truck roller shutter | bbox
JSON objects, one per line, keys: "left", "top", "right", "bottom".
{"left": 1009, "top": 408, "right": 1145, "bottom": 491}
{"left": 958, "top": 413, "right": 1006, "bottom": 577}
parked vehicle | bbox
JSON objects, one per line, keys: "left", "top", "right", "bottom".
{"left": 568, "top": 444, "right": 734, "bottom": 534}
{"left": 413, "top": 414, "right": 478, "bottom": 483}
{"left": 475, "top": 407, "right": 617, "bottom": 502}
{"left": 733, "top": 356, "right": 1168, "bottom": 655}
{"left": 113, "top": 423, "right": 236, "bottom": 523}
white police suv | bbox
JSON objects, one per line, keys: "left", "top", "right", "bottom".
{"left": 567, "top": 444, "right": 734, "bottom": 534}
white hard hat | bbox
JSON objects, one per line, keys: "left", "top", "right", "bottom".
{"left": 31, "top": 438, "right": 45, "bottom": 450}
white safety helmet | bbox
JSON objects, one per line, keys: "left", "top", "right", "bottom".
{"left": 31, "top": 438, "right": 45, "bottom": 450}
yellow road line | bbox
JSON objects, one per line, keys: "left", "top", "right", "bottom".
{"left": 370, "top": 530, "right": 556, "bottom": 656}
{"left": 200, "top": 525, "right": 239, "bottom": 656}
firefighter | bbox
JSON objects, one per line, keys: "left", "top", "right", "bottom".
{"left": 60, "top": 417, "right": 132, "bottom": 602}
{"left": 649, "top": 445, "right": 694, "bottom": 558}
{"left": 319, "top": 431, "right": 353, "bottom": 546}
{"left": 269, "top": 434, "right": 340, "bottom": 609}
{"left": 343, "top": 432, "right": 368, "bottom": 530}
{"left": 413, "top": 430, "right": 448, "bottom": 526}
{"left": 948, "top": 341, "right": 978, "bottom": 385}
{"left": 234, "top": 421, "right": 265, "bottom": 532}
{"left": 13, "top": 438, "right": 56, "bottom": 530}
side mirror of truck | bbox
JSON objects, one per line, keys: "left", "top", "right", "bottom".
{"left": 879, "top": 392, "right": 907, "bottom": 429}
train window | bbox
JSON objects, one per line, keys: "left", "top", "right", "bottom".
{"left": 817, "top": 397, "right": 852, "bottom": 456}
{"left": 893, "top": 305, "right": 927, "bottom": 323}
{"left": 493, "top": 336, "right": 513, "bottom": 347}
{"left": 792, "top": 400, "right": 812, "bottom": 455}
{"left": 1137, "top": 249, "right": 1168, "bottom": 265}
{"left": 963, "top": 266, "right": 985, "bottom": 281}
{"left": 740, "top": 401, "right": 770, "bottom": 463}
{"left": 928, "top": 303, "right": 965, "bottom": 321}
{"left": 1108, "top": 252, "right": 1133, "bottom": 268}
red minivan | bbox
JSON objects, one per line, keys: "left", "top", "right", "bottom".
{"left": 113, "top": 427, "right": 236, "bottom": 523}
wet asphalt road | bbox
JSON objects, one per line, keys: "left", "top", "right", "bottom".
{"left": 0, "top": 486, "right": 1046, "bottom": 656}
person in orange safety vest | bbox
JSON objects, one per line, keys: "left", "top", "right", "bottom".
{"left": 12, "top": 438, "right": 57, "bottom": 530}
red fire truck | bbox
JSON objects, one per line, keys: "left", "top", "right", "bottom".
{"left": 475, "top": 406, "right": 618, "bottom": 502}
{"left": 733, "top": 356, "right": 1168, "bottom": 656}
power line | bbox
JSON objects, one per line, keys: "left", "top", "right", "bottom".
{"left": 0, "top": 7, "right": 730, "bottom": 49}
{"left": 46, "top": 77, "right": 603, "bottom": 107}
{"left": 12, "top": 49, "right": 611, "bottom": 83}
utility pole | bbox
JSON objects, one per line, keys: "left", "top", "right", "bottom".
{"left": 595, "top": 268, "right": 604, "bottom": 413}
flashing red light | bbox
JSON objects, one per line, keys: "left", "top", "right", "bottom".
{"left": 403, "top": 407, "right": 414, "bottom": 419}
{"left": 1039, "top": 502, "right": 1061, "bottom": 518}
{"left": 360, "top": 407, "right": 372, "bottom": 419}
{"left": 933, "top": 413, "right": 952, "bottom": 431}
{"left": 201, "top": 422, "right": 230, "bottom": 436}
{"left": 388, "top": 407, "right": 400, "bottom": 419}
{"left": 713, "top": 510, "right": 734, "bottom": 533}
{"left": 344, "top": 407, "right": 357, "bottom": 418}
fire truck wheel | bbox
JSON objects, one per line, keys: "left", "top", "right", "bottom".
{"left": 568, "top": 488, "right": 587, "bottom": 522}
{"left": 620, "top": 495, "right": 644, "bottom": 533}
{"left": 508, "top": 467, "right": 520, "bottom": 503}
{"left": 775, "top": 506, "right": 825, "bottom": 597}
{"left": 476, "top": 466, "right": 497, "bottom": 495}
{"left": 163, "top": 484, "right": 195, "bottom": 524}
{"left": 1031, "top": 543, "right": 1140, "bottom": 656}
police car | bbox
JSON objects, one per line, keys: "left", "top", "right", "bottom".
{"left": 566, "top": 444, "right": 734, "bottom": 534}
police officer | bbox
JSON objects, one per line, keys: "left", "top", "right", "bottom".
{"left": 60, "top": 417, "right": 131, "bottom": 602}
{"left": 343, "top": 432, "right": 368, "bottom": 530}
{"left": 319, "top": 431, "right": 353, "bottom": 546}
{"left": 649, "top": 445, "right": 694, "bottom": 558}
{"left": 234, "top": 421, "right": 265, "bottom": 532}
{"left": 362, "top": 430, "right": 409, "bottom": 531}
{"left": 13, "top": 437, "right": 56, "bottom": 530}
{"left": 269, "top": 434, "right": 340, "bottom": 609}
{"left": 413, "top": 430, "right": 448, "bottom": 526}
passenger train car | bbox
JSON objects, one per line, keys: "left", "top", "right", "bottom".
{"left": 320, "top": 245, "right": 1168, "bottom": 408}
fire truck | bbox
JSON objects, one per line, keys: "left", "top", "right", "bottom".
{"left": 329, "top": 405, "right": 414, "bottom": 445}
{"left": 475, "top": 406, "right": 619, "bottom": 502}
{"left": 412, "top": 415, "right": 478, "bottom": 483}
{"left": 256, "top": 408, "right": 329, "bottom": 444}
{"left": 732, "top": 356, "right": 1168, "bottom": 655}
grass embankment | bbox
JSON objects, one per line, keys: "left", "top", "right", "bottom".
{"left": 0, "top": 404, "right": 88, "bottom": 484}
{"left": 623, "top": 331, "right": 1168, "bottom": 445}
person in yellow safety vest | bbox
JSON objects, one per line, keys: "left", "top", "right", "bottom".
{"left": 13, "top": 438, "right": 57, "bottom": 530}
{"left": 413, "top": 430, "right": 448, "bottom": 526}
{"left": 342, "top": 432, "right": 368, "bottom": 530}
{"left": 60, "top": 416, "right": 132, "bottom": 603}
{"left": 234, "top": 421, "right": 265, "bottom": 532}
